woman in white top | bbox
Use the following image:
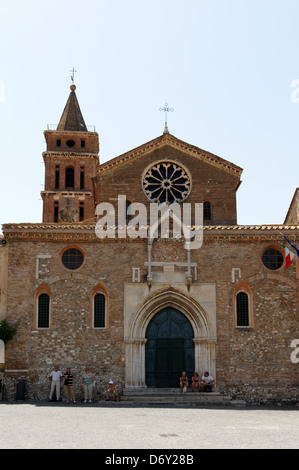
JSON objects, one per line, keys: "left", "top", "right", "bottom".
{"left": 49, "top": 364, "right": 63, "bottom": 401}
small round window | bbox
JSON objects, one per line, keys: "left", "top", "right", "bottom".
{"left": 66, "top": 139, "right": 75, "bottom": 148}
{"left": 61, "top": 247, "right": 84, "bottom": 270}
{"left": 262, "top": 248, "right": 283, "bottom": 270}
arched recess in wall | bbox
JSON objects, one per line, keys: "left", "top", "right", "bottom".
{"left": 124, "top": 286, "right": 216, "bottom": 389}
{"left": 233, "top": 281, "right": 254, "bottom": 329}
{"left": 33, "top": 283, "right": 52, "bottom": 329}
{"left": 65, "top": 166, "right": 75, "bottom": 189}
{"left": 90, "top": 283, "right": 109, "bottom": 330}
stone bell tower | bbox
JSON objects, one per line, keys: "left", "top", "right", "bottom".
{"left": 41, "top": 84, "right": 99, "bottom": 223}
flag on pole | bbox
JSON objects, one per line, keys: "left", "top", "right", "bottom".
{"left": 280, "top": 233, "right": 299, "bottom": 259}
{"left": 278, "top": 242, "right": 295, "bottom": 268}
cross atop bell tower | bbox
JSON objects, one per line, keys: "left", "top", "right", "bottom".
{"left": 41, "top": 82, "right": 99, "bottom": 223}
{"left": 70, "top": 67, "right": 77, "bottom": 84}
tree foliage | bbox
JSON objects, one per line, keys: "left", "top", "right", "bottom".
{"left": 0, "top": 319, "right": 17, "bottom": 344}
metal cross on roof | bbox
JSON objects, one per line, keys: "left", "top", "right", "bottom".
{"left": 70, "top": 67, "right": 77, "bottom": 84}
{"left": 159, "top": 102, "right": 174, "bottom": 134}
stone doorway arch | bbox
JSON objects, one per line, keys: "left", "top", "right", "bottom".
{"left": 124, "top": 286, "right": 216, "bottom": 389}
{"left": 145, "top": 307, "right": 195, "bottom": 388}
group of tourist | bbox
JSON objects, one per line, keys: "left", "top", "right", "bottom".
{"left": 48, "top": 365, "right": 214, "bottom": 403}
{"left": 180, "top": 371, "right": 215, "bottom": 392}
{"left": 49, "top": 365, "right": 118, "bottom": 404}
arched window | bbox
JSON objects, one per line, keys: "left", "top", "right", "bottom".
{"left": 34, "top": 284, "right": 52, "bottom": 329}
{"left": 79, "top": 202, "right": 84, "bottom": 222}
{"left": 54, "top": 201, "right": 59, "bottom": 223}
{"left": 233, "top": 281, "right": 254, "bottom": 329}
{"left": 93, "top": 293, "right": 106, "bottom": 328}
{"left": 90, "top": 284, "right": 108, "bottom": 329}
{"left": 204, "top": 201, "right": 212, "bottom": 220}
{"left": 236, "top": 292, "right": 249, "bottom": 327}
{"left": 80, "top": 166, "right": 85, "bottom": 189}
{"left": 65, "top": 167, "right": 74, "bottom": 189}
{"left": 55, "top": 166, "right": 60, "bottom": 189}
{"left": 37, "top": 293, "right": 50, "bottom": 328}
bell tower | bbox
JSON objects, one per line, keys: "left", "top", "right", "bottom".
{"left": 41, "top": 84, "right": 99, "bottom": 223}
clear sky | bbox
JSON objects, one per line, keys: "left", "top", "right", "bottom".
{"left": 0, "top": 0, "right": 298, "bottom": 231}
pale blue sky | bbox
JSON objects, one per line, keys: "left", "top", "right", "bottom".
{"left": 0, "top": 0, "right": 298, "bottom": 229}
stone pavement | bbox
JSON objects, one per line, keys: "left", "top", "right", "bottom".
{"left": 0, "top": 401, "right": 299, "bottom": 449}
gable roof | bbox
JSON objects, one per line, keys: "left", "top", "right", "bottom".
{"left": 98, "top": 133, "right": 243, "bottom": 178}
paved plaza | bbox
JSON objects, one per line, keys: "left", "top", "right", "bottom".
{"left": 0, "top": 402, "right": 298, "bottom": 450}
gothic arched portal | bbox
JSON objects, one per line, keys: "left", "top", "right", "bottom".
{"left": 145, "top": 307, "right": 195, "bottom": 388}
{"left": 124, "top": 286, "right": 216, "bottom": 389}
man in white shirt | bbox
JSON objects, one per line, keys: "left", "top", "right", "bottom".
{"left": 49, "top": 364, "right": 63, "bottom": 401}
{"left": 201, "top": 371, "right": 215, "bottom": 392}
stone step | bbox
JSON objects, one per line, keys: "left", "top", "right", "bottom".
{"left": 123, "top": 387, "right": 220, "bottom": 396}
{"left": 121, "top": 396, "right": 231, "bottom": 403}
{"left": 119, "top": 388, "right": 236, "bottom": 405}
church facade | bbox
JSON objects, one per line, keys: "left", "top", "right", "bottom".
{"left": 0, "top": 85, "right": 298, "bottom": 403}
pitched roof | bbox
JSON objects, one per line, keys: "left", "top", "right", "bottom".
{"left": 57, "top": 85, "right": 87, "bottom": 132}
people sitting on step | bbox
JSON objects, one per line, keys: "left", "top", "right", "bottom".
{"left": 179, "top": 371, "right": 189, "bottom": 393}
{"left": 201, "top": 371, "right": 215, "bottom": 392}
{"left": 191, "top": 372, "right": 201, "bottom": 392}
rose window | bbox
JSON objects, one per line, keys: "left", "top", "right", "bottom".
{"left": 142, "top": 161, "right": 191, "bottom": 204}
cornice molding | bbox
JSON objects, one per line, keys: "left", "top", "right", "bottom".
{"left": 40, "top": 190, "right": 92, "bottom": 196}
{"left": 42, "top": 151, "right": 98, "bottom": 159}
{"left": 44, "top": 130, "right": 98, "bottom": 136}
{"left": 2, "top": 223, "right": 299, "bottom": 243}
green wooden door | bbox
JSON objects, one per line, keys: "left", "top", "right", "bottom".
{"left": 145, "top": 307, "right": 195, "bottom": 388}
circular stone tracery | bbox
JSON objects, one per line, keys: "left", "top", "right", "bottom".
{"left": 142, "top": 161, "right": 191, "bottom": 204}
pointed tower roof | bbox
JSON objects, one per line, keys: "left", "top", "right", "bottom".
{"left": 57, "top": 85, "right": 88, "bottom": 132}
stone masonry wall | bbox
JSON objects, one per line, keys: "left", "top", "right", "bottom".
{"left": 2, "top": 231, "right": 299, "bottom": 403}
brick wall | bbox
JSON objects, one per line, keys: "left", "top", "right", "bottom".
{"left": 2, "top": 229, "right": 298, "bottom": 403}
{"left": 97, "top": 144, "right": 240, "bottom": 226}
